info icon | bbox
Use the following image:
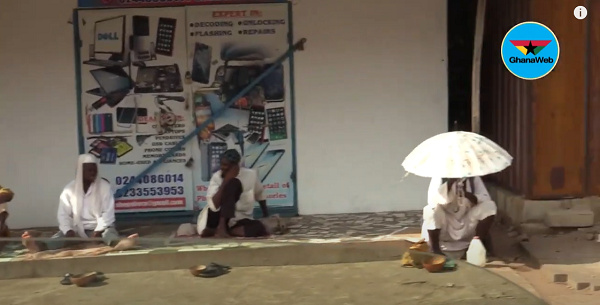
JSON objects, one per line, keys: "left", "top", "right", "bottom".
{"left": 501, "top": 22, "right": 560, "bottom": 80}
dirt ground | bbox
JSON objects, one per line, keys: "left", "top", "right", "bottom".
{"left": 486, "top": 224, "right": 599, "bottom": 305}
{"left": 0, "top": 261, "right": 544, "bottom": 305}
{"left": 488, "top": 262, "right": 599, "bottom": 305}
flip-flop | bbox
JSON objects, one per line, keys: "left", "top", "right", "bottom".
{"left": 443, "top": 258, "right": 457, "bottom": 271}
{"left": 190, "top": 264, "right": 230, "bottom": 278}
{"left": 94, "top": 272, "right": 107, "bottom": 282}
{"left": 60, "top": 271, "right": 106, "bottom": 286}
{"left": 209, "top": 262, "right": 231, "bottom": 270}
{"left": 60, "top": 273, "right": 73, "bottom": 285}
{"left": 199, "top": 264, "right": 230, "bottom": 278}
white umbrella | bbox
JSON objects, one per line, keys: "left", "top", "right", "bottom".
{"left": 401, "top": 131, "right": 513, "bottom": 178}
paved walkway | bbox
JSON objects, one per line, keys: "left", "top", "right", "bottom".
{"left": 0, "top": 212, "right": 423, "bottom": 260}
{"left": 0, "top": 261, "right": 546, "bottom": 305}
{"left": 284, "top": 211, "right": 422, "bottom": 239}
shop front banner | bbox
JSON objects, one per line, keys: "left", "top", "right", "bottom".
{"left": 75, "top": 2, "right": 294, "bottom": 213}
{"left": 78, "top": 0, "right": 285, "bottom": 9}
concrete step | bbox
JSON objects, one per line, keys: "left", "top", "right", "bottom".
{"left": 520, "top": 235, "right": 600, "bottom": 267}
{"left": 518, "top": 223, "right": 554, "bottom": 236}
{"left": 0, "top": 239, "right": 411, "bottom": 280}
{"left": 544, "top": 209, "right": 595, "bottom": 228}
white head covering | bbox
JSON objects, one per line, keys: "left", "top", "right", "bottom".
{"left": 72, "top": 154, "right": 101, "bottom": 237}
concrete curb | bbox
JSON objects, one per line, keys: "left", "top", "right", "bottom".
{"left": 0, "top": 240, "right": 409, "bottom": 280}
{"left": 518, "top": 241, "right": 541, "bottom": 268}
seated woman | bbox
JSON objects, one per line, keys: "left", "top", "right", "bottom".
{"left": 197, "top": 149, "right": 270, "bottom": 238}
{"left": 21, "top": 154, "right": 137, "bottom": 253}
{"left": 421, "top": 176, "right": 496, "bottom": 256}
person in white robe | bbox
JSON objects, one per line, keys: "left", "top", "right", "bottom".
{"left": 197, "top": 149, "right": 270, "bottom": 238}
{"left": 421, "top": 176, "right": 496, "bottom": 255}
{"left": 22, "top": 154, "right": 136, "bottom": 252}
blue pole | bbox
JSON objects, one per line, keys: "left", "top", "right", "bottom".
{"left": 73, "top": 9, "right": 85, "bottom": 154}
{"left": 115, "top": 38, "right": 307, "bottom": 198}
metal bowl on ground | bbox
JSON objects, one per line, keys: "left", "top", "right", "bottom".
{"left": 422, "top": 255, "right": 447, "bottom": 273}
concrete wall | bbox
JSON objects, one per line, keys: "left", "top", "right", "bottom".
{"left": 292, "top": 0, "right": 448, "bottom": 214}
{"left": 0, "top": 0, "right": 80, "bottom": 229}
{"left": 0, "top": 0, "right": 448, "bottom": 228}
{"left": 487, "top": 183, "right": 600, "bottom": 226}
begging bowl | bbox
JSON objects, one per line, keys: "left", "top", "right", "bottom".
{"left": 422, "top": 255, "right": 447, "bottom": 273}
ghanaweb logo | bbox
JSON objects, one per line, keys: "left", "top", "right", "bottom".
{"left": 501, "top": 22, "right": 560, "bottom": 80}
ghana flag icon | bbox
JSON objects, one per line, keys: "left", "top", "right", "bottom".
{"left": 510, "top": 40, "right": 552, "bottom": 56}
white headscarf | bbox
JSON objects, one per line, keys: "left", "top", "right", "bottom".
{"left": 72, "top": 154, "right": 102, "bottom": 237}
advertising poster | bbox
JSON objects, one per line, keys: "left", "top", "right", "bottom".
{"left": 76, "top": 2, "right": 294, "bottom": 214}
{"left": 77, "top": 0, "right": 282, "bottom": 8}
{"left": 185, "top": 3, "right": 294, "bottom": 210}
{"left": 77, "top": 7, "right": 194, "bottom": 212}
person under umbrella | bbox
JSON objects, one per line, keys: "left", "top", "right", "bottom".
{"left": 401, "top": 131, "right": 510, "bottom": 257}
{"left": 421, "top": 176, "right": 496, "bottom": 256}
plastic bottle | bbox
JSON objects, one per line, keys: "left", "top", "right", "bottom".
{"left": 466, "top": 236, "right": 487, "bottom": 267}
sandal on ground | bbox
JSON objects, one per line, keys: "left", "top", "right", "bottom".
{"left": 60, "top": 271, "right": 106, "bottom": 286}
{"left": 209, "top": 262, "right": 231, "bottom": 270}
{"left": 60, "top": 273, "right": 73, "bottom": 285}
{"left": 189, "top": 263, "right": 230, "bottom": 278}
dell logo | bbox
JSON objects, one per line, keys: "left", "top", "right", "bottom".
{"left": 98, "top": 32, "right": 119, "bottom": 40}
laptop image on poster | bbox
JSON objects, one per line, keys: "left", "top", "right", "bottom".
{"left": 84, "top": 15, "right": 129, "bottom": 67}
{"left": 87, "top": 66, "right": 133, "bottom": 109}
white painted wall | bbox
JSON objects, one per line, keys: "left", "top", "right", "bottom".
{"left": 293, "top": 0, "right": 448, "bottom": 214}
{"left": 0, "top": 0, "right": 79, "bottom": 229}
{"left": 0, "top": 0, "right": 447, "bottom": 228}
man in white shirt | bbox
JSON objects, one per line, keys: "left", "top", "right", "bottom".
{"left": 197, "top": 149, "right": 270, "bottom": 238}
{"left": 421, "top": 177, "right": 496, "bottom": 256}
{"left": 22, "top": 154, "right": 137, "bottom": 252}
